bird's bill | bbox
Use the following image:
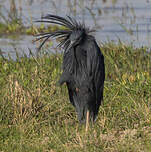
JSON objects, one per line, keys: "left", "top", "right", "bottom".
{"left": 66, "top": 40, "right": 74, "bottom": 52}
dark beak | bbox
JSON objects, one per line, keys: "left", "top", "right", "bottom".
{"left": 66, "top": 40, "right": 74, "bottom": 52}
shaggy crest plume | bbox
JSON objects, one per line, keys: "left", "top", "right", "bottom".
{"left": 35, "top": 14, "right": 95, "bottom": 52}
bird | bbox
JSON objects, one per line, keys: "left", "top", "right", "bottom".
{"left": 35, "top": 14, "right": 105, "bottom": 124}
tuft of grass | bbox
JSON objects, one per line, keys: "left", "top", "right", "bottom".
{"left": 0, "top": 0, "right": 68, "bottom": 35}
{"left": 0, "top": 42, "right": 151, "bottom": 152}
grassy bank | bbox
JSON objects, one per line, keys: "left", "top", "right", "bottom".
{"left": 0, "top": 42, "right": 151, "bottom": 152}
{"left": 0, "top": 21, "right": 61, "bottom": 35}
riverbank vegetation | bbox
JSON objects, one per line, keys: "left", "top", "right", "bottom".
{"left": 0, "top": 0, "right": 61, "bottom": 35}
{"left": 0, "top": 42, "right": 150, "bottom": 152}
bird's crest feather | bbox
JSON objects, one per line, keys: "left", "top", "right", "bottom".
{"left": 35, "top": 14, "right": 95, "bottom": 52}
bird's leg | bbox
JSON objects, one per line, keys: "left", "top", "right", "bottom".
{"left": 85, "top": 110, "right": 90, "bottom": 132}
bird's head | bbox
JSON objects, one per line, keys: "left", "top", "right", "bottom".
{"left": 35, "top": 14, "right": 93, "bottom": 52}
{"left": 68, "top": 30, "right": 85, "bottom": 49}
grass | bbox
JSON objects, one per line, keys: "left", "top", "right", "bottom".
{"left": 0, "top": 2, "right": 63, "bottom": 35}
{"left": 0, "top": 20, "right": 63, "bottom": 36}
{"left": 0, "top": 42, "right": 151, "bottom": 152}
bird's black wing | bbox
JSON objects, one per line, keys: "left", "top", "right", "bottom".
{"left": 60, "top": 48, "right": 76, "bottom": 106}
{"left": 86, "top": 36, "right": 105, "bottom": 108}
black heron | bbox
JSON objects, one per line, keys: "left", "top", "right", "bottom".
{"left": 35, "top": 14, "right": 105, "bottom": 124}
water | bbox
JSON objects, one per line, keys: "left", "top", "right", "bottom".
{"left": 0, "top": 35, "right": 35, "bottom": 58}
{"left": 0, "top": 0, "right": 151, "bottom": 58}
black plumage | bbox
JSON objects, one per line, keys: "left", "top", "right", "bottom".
{"left": 35, "top": 14, "right": 105, "bottom": 123}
